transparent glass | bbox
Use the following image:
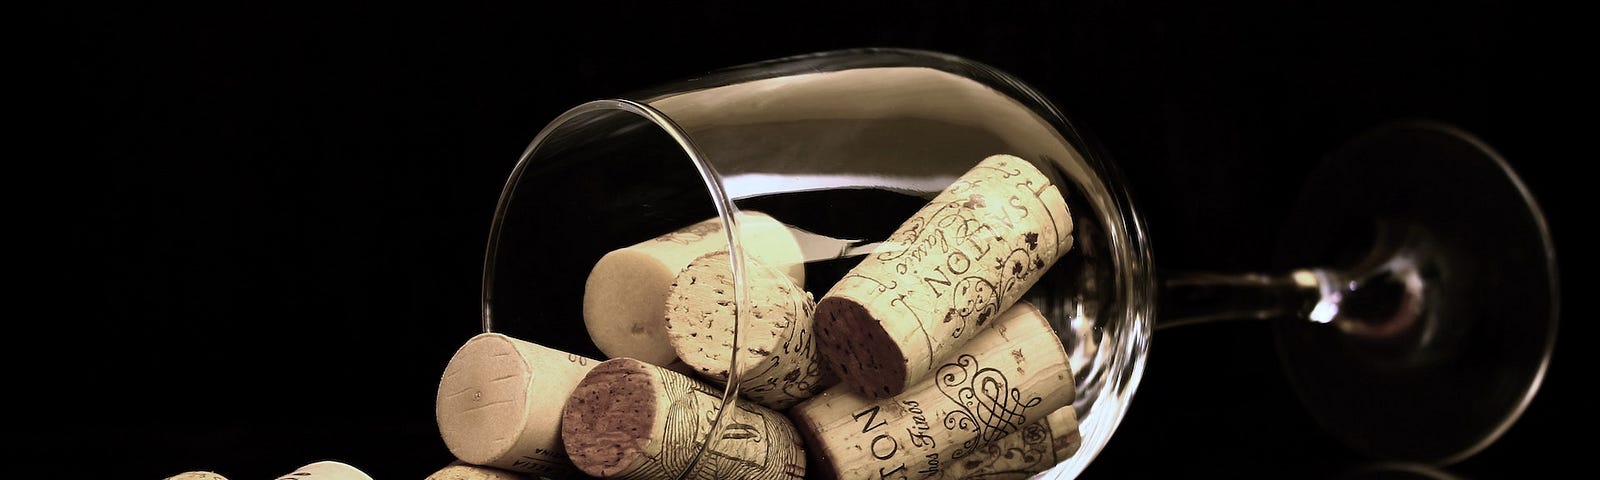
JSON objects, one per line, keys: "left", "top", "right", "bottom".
{"left": 480, "top": 49, "right": 1556, "bottom": 478}
{"left": 1154, "top": 120, "right": 1557, "bottom": 466}
{"left": 482, "top": 48, "right": 1151, "bottom": 479}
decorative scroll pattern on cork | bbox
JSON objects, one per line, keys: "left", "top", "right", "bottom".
{"left": 936, "top": 353, "right": 1044, "bottom": 460}
{"left": 789, "top": 302, "right": 1075, "bottom": 480}
{"left": 666, "top": 251, "right": 833, "bottom": 410}
{"left": 935, "top": 406, "right": 1082, "bottom": 479}
{"left": 815, "top": 154, "right": 1073, "bottom": 398}
{"left": 562, "top": 358, "right": 806, "bottom": 480}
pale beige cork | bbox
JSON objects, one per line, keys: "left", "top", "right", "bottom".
{"left": 584, "top": 211, "right": 806, "bottom": 366}
{"left": 436, "top": 333, "right": 599, "bottom": 476}
{"left": 273, "top": 461, "right": 372, "bottom": 480}
{"left": 1049, "top": 406, "right": 1084, "bottom": 461}
{"left": 813, "top": 154, "right": 1073, "bottom": 398}
{"left": 934, "top": 405, "right": 1082, "bottom": 479}
{"left": 561, "top": 358, "right": 806, "bottom": 480}
{"left": 164, "top": 472, "right": 228, "bottom": 480}
{"left": 664, "top": 250, "right": 833, "bottom": 410}
{"left": 425, "top": 460, "right": 535, "bottom": 480}
{"left": 789, "top": 302, "right": 1075, "bottom": 480}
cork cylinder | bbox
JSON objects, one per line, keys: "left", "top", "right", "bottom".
{"left": 665, "top": 250, "right": 833, "bottom": 410}
{"left": 273, "top": 461, "right": 372, "bottom": 480}
{"left": 561, "top": 358, "right": 806, "bottom": 480}
{"left": 426, "top": 461, "right": 536, "bottom": 480}
{"left": 164, "top": 472, "right": 228, "bottom": 480}
{"left": 934, "top": 405, "right": 1082, "bottom": 479}
{"left": 813, "top": 154, "right": 1074, "bottom": 398}
{"left": 436, "top": 333, "right": 598, "bottom": 476}
{"left": 584, "top": 211, "right": 806, "bottom": 366}
{"left": 789, "top": 301, "right": 1075, "bottom": 480}
{"left": 1048, "top": 407, "right": 1084, "bottom": 462}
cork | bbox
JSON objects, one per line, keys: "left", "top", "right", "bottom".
{"left": 813, "top": 154, "right": 1074, "bottom": 398}
{"left": 665, "top": 250, "right": 833, "bottom": 410}
{"left": 934, "top": 405, "right": 1082, "bottom": 479}
{"left": 425, "top": 461, "right": 535, "bottom": 480}
{"left": 789, "top": 301, "right": 1075, "bottom": 480}
{"left": 561, "top": 358, "right": 806, "bottom": 480}
{"left": 584, "top": 211, "right": 806, "bottom": 366}
{"left": 273, "top": 461, "right": 372, "bottom": 480}
{"left": 164, "top": 472, "right": 228, "bottom": 480}
{"left": 436, "top": 333, "right": 598, "bottom": 475}
{"left": 1049, "top": 407, "right": 1084, "bottom": 461}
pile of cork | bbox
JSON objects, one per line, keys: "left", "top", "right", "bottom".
{"left": 166, "top": 154, "right": 1084, "bottom": 480}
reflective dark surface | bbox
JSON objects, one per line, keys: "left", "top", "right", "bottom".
{"left": 37, "top": 1, "right": 1577, "bottom": 479}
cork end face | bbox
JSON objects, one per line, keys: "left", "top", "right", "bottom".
{"left": 663, "top": 250, "right": 740, "bottom": 380}
{"left": 583, "top": 249, "right": 680, "bottom": 366}
{"left": 814, "top": 296, "right": 909, "bottom": 398}
{"left": 435, "top": 334, "right": 533, "bottom": 466}
{"left": 562, "top": 358, "right": 663, "bottom": 478}
{"left": 666, "top": 250, "right": 814, "bottom": 387}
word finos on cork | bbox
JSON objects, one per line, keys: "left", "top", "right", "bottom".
{"left": 814, "top": 154, "right": 1074, "bottom": 398}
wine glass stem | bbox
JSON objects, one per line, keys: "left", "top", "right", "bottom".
{"left": 1156, "top": 269, "right": 1336, "bottom": 331}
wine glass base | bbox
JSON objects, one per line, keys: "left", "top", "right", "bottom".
{"left": 1272, "top": 121, "right": 1557, "bottom": 464}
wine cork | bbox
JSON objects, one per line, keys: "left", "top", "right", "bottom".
{"left": 436, "top": 333, "right": 598, "bottom": 476}
{"left": 584, "top": 211, "right": 806, "bottom": 366}
{"left": 164, "top": 472, "right": 228, "bottom": 480}
{"left": 934, "top": 406, "right": 1082, "bottom": 479}
{"left": 426, "top": 461, "right": 535, "bottom": 480}
{"left": 561, "top": 358, "right": 806, "bottom": 480}
{"left": 665, "top": 250, "right": 833, "bottom": 410}
{"left": 814, "top": 154, "right": 1074, "bottom": 397}
{"left": 1050, "top": 407, "right": 1084, "bottom": 461}
{"left": 274, "top": 461, "right": 372, "bottom": 480}
{"left": 789, "top": 302, "right": 1075, "bottom": 480}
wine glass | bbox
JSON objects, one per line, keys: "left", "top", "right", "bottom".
{"left": 478, "top": 48, "right": 1555, "bottom": 479}
{"left": 1156, "top": 118, "right": 1558, "bottom": 469}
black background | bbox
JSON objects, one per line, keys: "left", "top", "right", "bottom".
{"left": 30, "top": 1, "right": 1581, "bottom": 479}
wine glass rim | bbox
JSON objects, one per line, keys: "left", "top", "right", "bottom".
{"left": 480, "top": 98, "right": 751, "bottom": 479}
{"left": 481, "top": 52, "right": 1161, "bottom": 479}
{"left": 481, "top": 98, "right": 745, "bottom": 330}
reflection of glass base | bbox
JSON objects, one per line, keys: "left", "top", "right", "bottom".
{"left": 1272, "top": 121, "right": 1558, "bottom": 464}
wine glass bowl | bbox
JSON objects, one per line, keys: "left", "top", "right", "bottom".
{"left": 481, "top": 48, "right": 1152, "bottom": 479}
